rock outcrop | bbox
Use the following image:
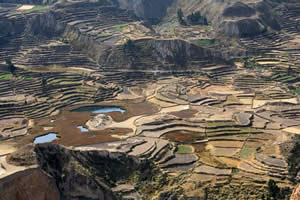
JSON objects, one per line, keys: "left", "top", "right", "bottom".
{"left": 99, "top": 38, "right": 229, "bottom": 71}
{"left": 222, "top": 2, "right": 256, "bottom": 17}
{"left": 0, "top": 168, "right": 61, "bottom": 200}
{"left": 0, "top": 143, "right": 159, "bottom": 200}
{"left": 290, "top": 184, "right": 300, "bottom": 200}
{"left": 86, "top": 114, "right": 113, "bottom": 131}
{"left": 212, "top": 0, "right": 281, "bottom": 37}
{"left": 161, "top": 0, "right": 282, "bottom": 37}
{"left": 6, "top": 144, "right": 37, "bottom": 166}
{"left": 28, "top": 11, "right": 65, "bottom": 38}
{"left": 34, "top": 143, "right": 150, "bottom": 200}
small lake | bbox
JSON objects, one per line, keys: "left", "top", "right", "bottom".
{"left": 71, "top": 106, "right": 125, "bottom": 114}
{"left": 77, "top": 126, "right": 89, "bottom": 132}
{"left": 33, "top": 133, "right": 58, "bottom": 144}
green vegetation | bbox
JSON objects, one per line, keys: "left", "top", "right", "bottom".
{"left": 113, "top": 24, "right": 128, "bottom": 32}
{"left": 24, "top": 6, "right": 48, "bottom": 13}
{"left": 24, "top": 77, "right": 33, "bottom": 80}
{"left": 287, "top": 141, "right": 300, "bottom": 182}
{"left": 0, "top": 74, "right": 33, "bottom": 80}
{"left": 187, "top": 11, "right": 208, "bottom": 25}
{"left": 6, "top": 59, "right": 16, "bottom": 75}
{"left": 0, "top": 74, "right": 12, "bottom": 80}
{"left": 239, "top": 127, "right": 262, "bottom": 133}
{"left": 272, "top": 72, "right": 298, "bottom": 83}
{"left": 206, "top": 121, "right": 237, "bottom": 128}
{"left": 196, "top": 39, "right": 215, "bottom": 46}
{"left": 176, "top": 145, "right": 193, "bottom": 153}
{"left": 98, "top": 32, "right": 111, "bottom": 37}
{"left": 267, "top": 179, "right": 291, "bottom": 199}
{"left": 243, "top": 58, "right": 259, "bottom": 69}
{"left": 177, "top": 8, "right": 186, "bottom": 25}
{"left": 287, "top": 86, "right": 300, "bottom": 95}
{"left": 123, "top": 39, "right": 134, "bottom": 50}
{"left": 238, "top": 148, "right": 256, "bottom": 159}
{"left": 206, "top": 184, "right": 269, "bottom": 199}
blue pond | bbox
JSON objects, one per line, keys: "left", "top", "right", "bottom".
{"left": 71, "top": 106, "right": 125, "bottom": 114}
{"left": 33, "top": 133, "right": 58, "bottom": 144}
{"left": 77, "top": 126, "right": 89, "bottom": 132}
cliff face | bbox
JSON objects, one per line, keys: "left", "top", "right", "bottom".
{"left": 0, "top": 168, "right": 61, "bottom": 200}
{"left": 99, "top": 38, "right": 228, "bottom": 71}
{"left": 118, "top": 0, "right": 174, "bottom": 24}
{"left": 1, "top": 143, "right": 152, "bottom": 200}
{"left": 34, "top": 144, "right": 147, "bottom": 200}
{"left": 27, "top": 11, "right": 65, "bottom": 38}
{"left": 160, "top": 0, "right": 282, "bottom": 37}
{"left": 0, "top": 9, "right": 65, "bottom": 50}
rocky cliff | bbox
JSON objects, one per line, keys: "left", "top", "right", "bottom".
{"left": 98, "top": 38, "right": 229, "bottom": 71}
{"left": 35, "top": 144, "right": 153, "bottom": 200}
{"left": 0, "top": 168, "right": 61, "bottom": 200}
{"left": 27, "top": 11, "right": 65, "bottom": 38}
{"left": 160, "top": 0, "right": 282, "bottom": 37}
{"left": 1, "top": 143, "right": 156, "bottom": 200}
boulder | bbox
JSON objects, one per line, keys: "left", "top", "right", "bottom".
{"left": 86, "top": 114, "right": 113, "bottom": 131}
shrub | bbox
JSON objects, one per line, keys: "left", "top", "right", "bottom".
{"left": 187, "top": 11, "right": 208, "bottom": 25}
{"left": 268, "top": 179, "right": 280, "bottom": 198}
{"left": 5, "top": 59, "right": 16, "bottom": 75}
{"left": 287, "top": 142, "right": 300, "bottom": 182}
{"left": 268, "top": 179, "right": 292, "bottom": 199}
{"left": 123, "top": 39, "right": 134, "bottom": 50}
{"left": 177, "top": 8, "right": 186, "bottom": 25}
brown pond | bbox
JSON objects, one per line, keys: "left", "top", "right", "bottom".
{"left": 19, "top": 100, "right": 159, "bottom": 147}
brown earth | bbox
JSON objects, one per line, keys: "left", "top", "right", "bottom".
{"left": 169, "top": 109, "right": 198, "bottom": 118}
{"left": 0, "top": 168, "right": 60, "bottom": 200}
{"left": 163, "top": 130, "right": 204, "bottom": 143}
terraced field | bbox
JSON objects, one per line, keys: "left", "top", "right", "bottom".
{"left": 0, "top": 0, "right": 299, "bottom": 199}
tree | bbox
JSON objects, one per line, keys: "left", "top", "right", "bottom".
{"left": 287, "top": 141, "right": 300, "bottom": 182}
{"left": 267, "top": 179, "right": 292, "bottom": 199}
{"left": 268, "top": 179, "right": 280, "bottom": 199}
{"left": 41, "top": 75, "right": 47, "bottom": 94}
{"left": 203, "top": 16, "right": 208, "bottom": 25}
{"left": 187, "top": 11, "right": 208, "bottom": 25}
{"left": 177, "top": 8, "right": 186, "bottom": 25}
{"left": 187, "top": 11, "right": 201, "bottom": 24}
{"left": 5, "top": 59, "right": 16, "bottom": 75}
{"left": 123, "top": 39, "right": 134, "bottom": 50}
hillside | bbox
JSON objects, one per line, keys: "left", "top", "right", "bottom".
{"left": 0, "top": 0, "right": 299, "bottom": 199}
